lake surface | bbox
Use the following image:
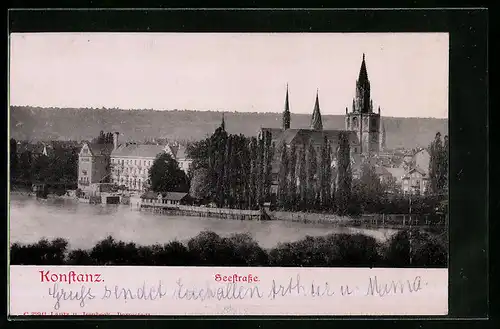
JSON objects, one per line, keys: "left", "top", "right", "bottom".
{"left": 9, "top": 194, "right": 398, "bottom": 250}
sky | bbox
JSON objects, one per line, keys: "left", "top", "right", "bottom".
{"left": 9, "top": 33, "right": 449, "bottom": 118}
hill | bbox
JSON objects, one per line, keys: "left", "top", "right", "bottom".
{"left": 9, "top": 106, "right": 448, "bottom": 149}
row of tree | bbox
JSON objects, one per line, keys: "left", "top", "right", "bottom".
{"left": 188, "top": 125, "right": 274, "bottom": 209}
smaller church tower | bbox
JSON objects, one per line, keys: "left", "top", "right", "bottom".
{"left": 282, "top": 84, "right": 291, "bottom": 130}
{"left": 310, "top": 89, "right": 323, "bottom": 131}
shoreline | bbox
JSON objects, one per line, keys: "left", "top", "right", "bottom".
{"left": 10, "top": 191, "right": 445, "bottom": 231}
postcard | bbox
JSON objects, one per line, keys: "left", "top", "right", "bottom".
{"left": 8, "top": 32, "right": 449, "bottom": 316}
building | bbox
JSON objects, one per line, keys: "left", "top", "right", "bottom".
{"left": 140, "top": 191, "right": 191, "bottom": 206}
{"left": 402, "top": 167, "right": 429, "bottom": 195}
{"left": 77, "top": 142, "right": 113, "bottom": 190}
{"left": 374, "top": 165, "right": 393, "bottom": 184}
{"left": 414, "top": 148, "right": 431, "bottom": 171}
{"left": 109, "top": 133, "right": 192, "bottom": 192}
{"left": 259, "top": 54, "right": 384, "bottom": 191}
{"left": 110, "top": 137, "right": 165, "bottom": 192}
{"left": 345, "top": 53, "right": 382, "bottom": 157}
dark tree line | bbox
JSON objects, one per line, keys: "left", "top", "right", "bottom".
{"left": 187, "top": 124, "right": 274, "bottom": 209}
{"left": 10, "top": 138, "right": 79, "bottom": 188}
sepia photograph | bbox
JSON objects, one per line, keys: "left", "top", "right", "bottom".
{"left": 9, "top": 32, "right": 449, "bottom": 270}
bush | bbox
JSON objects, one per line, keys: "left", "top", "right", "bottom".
{"left": 10, "top": 238, "right": 68, "bottom": 265}
{"left": 67, "top": 249, "right": 95, "bottom": 265}
{"left": 268, "top": 234, "right": 380, "bottom": 267}
{"left": 9, "top": 230, "right": 447, "bottom": 268}
{"left": 383, "top": 229, "right": 447, "bottom": 267}
{"left": 89, "top": 236, "right": 140, "bottom": 265}
{"left": 224, "top": 233, "right": 269, "bottom": 266}
{"left": 152, "top": 241, "right": 193, "bottom": 266}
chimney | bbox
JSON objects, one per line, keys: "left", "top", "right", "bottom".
{"left": 113, "top": 132, "right": 119, "bottom": 150}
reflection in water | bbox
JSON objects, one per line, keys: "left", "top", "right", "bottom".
{"left": 9, "top": 194, "right": 397, "bottom": 250}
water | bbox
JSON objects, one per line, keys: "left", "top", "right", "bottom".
{"left": 9, "top": 193, "right": 397, "bottom": 250}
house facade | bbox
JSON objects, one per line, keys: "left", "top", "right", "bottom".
{"left": 77, "top": 142, "right": 113, "bottom": 190}
{"left": 402, "top": 167, "right": 428, "bottom": 195}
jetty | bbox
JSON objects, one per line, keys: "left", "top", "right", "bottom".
{"left": 139, "top": 201, "right": 264, "bottom": 221}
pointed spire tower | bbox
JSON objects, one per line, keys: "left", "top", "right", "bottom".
{"left": 310, "top": 89, "right": 323, "bottom": 131}
{"left": 354, "top": 53, "right": 372, "bottom": 113}
{"left": 282, "top": 84, "right": 291, "bottom": 130}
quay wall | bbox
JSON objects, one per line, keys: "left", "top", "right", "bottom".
{"left": 138, "top": 201, "right": 445, "bottom": 228}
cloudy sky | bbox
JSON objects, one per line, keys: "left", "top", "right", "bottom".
{"left": 9, "top": 33, "right": 448, "bottom": 118}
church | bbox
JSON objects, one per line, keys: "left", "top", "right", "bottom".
{"left": 259, "top": 54, "right": 385, "bottom": 183}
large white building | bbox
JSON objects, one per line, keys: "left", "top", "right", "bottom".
{"left": 78, "top": 132, "right": 192, "bottom": 193}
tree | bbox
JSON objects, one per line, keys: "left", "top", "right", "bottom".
{"left": 256, "top": 135, "right": 265, "bottom": 206}
{"left": 18, "top": 150, "right": 33, "bottom": 183}
{"left": 319, "top": 137, "right": 333, "bottom": 210}
{"left": 336, "top": 132, "right": 352, "bottom": 215}
{"left": 10, "top": 138, "right": 17, "bottom": 180}
{"left": 148, "top": 153, "right": 188, "bottom": 193}
{"left": 306, "top": 143, "right": 318, "bottom": 209}
{"left": 263, "top": 132, "right": 274, "bottom": 204}
{"left": 31, "top": 154, "right": 51, "bottom": 183}
{"left": 443, "top": 135, "right": 449, "bottom": 194}
{"left": 355, "top": 162, "right": 383, "bottom": 213}
{"left": 248, "top": 137, "right": 259, "bottom": 209}
{"left": 277, "top": 144, "right": 289, "bottom": 209}
{"left": 325, "top": 142, "right": 333, "bottom": 210}
{"left": 288, "top": 143, "right": 297, "bottom": 210}
{"left": 298, "top": 144, "right": 307, "bottom": 208}
{"left": 189, "top": 168, "right": 210, "bottom": 201}
{"left": 428, "top": 132, "right": 447, "bottom": 196}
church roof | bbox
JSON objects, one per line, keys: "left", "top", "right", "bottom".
{"left": 273, "top": 129, "right": 359, "bottom": 148}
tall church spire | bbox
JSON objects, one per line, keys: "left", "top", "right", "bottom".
{"left": 354, "top": 53, "right": 371, "bottom": 113}
{"left": 282, "top": 84, "right": 291, "bottom": 130}
{"left": 310, "top": 89, "right": 323, "bottom": 131}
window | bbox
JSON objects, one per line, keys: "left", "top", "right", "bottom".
{"left": 352, "top": 117, "right": 358, "bottom": 128}
{"left": 135, "top": 160, "right": 137, "bottom": 165}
